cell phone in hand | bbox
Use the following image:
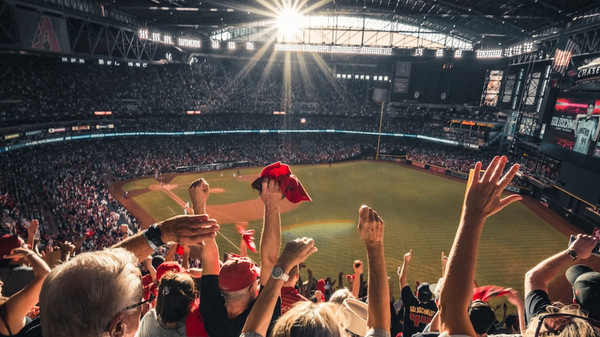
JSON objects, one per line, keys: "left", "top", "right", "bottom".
{"left": 569, "top": 235, "right": 600, "bottom": 256}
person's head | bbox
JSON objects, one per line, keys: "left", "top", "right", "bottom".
{"left": 272, "top": 301, "right": 347, "bottom": 337}
{"left": 329, "top": 288, "right": 355, "bottom": 305}
{"left": 524, "top": 303, "right": 600, "bottom": 337}
{"left": 156, "top": 261, "right": 184, "bottom": 283}
{"left": 588, "top": 101, "right": 596, "bottom": 117}
{"left": 505, "top": 313, "right": 520, "bottom": 333}
{"left": 155, "top": 273, "right": 196, "bottom": 325}
{"left": 151, "top": 255, "right": 165, "bottom": 270}
{"left": 468, "top": 300, "right": 496, "bottom": 336}
{"left": 219, "top": 256, "right": 260, "bottom": 305}
{"left": 40, "top": 248, "right": 144, "bottom": 337}
{"left": 566, "top": 265, "right": 600, "bottom": 320}
{"left": 416, "top": 283, "right": 432, "bottom": 303}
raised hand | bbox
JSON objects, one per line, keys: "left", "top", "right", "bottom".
{"left": 160, "top": 214, "right": 219, "bottom": 247}
{"left": 188, "top": 178, "right": 210, "bottom": 214}
{"left": 27, "top": 219, "right": 39, "bottom": 237}
{"left": 3, "top": 247, "right": 34, "bottom": 260}
{"left": 277, "top": 237, "right": 318, "bottom": 270}
{"left": 259, "top": 178, "right": 284, "bottom": 208}
{"left": 353, "top": 260, "right": 364, "bottom": 274}
{"left": 464, "top": 156, "right": 522, "bottom": 219}
{"left": 404, "top": 249, "right": 413, "bottom": 263}
{"left": 357, "top": 205, "right": 385, "bottom": 247}
{"left": 568, "top": 234, "right": 599, "bottom": 260}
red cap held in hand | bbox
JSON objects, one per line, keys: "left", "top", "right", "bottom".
{"left": 259, "top": 162, "right": 312, "bottom": 204}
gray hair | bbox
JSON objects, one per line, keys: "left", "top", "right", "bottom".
{"left": 40, "top": 248, "right": 143, "bottom": 337}
{"left": 329, "top": 288, "right": 355, "bottom": 305}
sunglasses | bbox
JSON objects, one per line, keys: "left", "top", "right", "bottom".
{"left": 534, "top": 313, "right": 600, "bottom": 336}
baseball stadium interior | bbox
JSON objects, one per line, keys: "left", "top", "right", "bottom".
{"left": 2, "top": 0, "right": 600, "bottom": 337}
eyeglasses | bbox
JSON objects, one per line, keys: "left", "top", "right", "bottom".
{"left": 122, "top": 292, "right": 155, "bottom": 312}
{"left": 105, "top": 292, "right": 155, "bottom": 331}
{"left": 534, "top": 313, "right": 600, "bottom": 337}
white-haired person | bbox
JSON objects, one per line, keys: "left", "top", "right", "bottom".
{"left": 240, "top": 205, "right": 391, "bottom": 337}
{"left": 23, "top": 214, "right": 219, "bottom": 337}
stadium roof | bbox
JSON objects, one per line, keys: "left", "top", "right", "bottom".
{"left": 105, "top": 0, "right": 599, "bottom": 48}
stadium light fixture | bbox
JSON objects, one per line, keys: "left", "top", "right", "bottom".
{"left": 276, "top": 9, "right": 305, "bottom": 33}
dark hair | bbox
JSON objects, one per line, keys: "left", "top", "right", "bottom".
{"left": 468, "top": 300, "right": 496, "bottom": 334}
{"left": 505, "top": 313, "right": 519, "bottom": 331}
{"left": 151, "top": 255, "right": 165, "bottom": 270}
{"left": 155, "top": 273, "right": 196, "bottom": 324}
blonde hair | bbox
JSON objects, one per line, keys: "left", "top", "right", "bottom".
{"left": 272, "top": 301, "right": 349, "bottom": 337}
{"left": 40, "top": 248, "right": 143, "bottom": 337}
{"left": 524, "top": 303, "right": 600, "bottom": 337}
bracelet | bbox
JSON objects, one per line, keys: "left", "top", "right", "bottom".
{"left": 142, "top": 223, "right": 165, "bottom": 250}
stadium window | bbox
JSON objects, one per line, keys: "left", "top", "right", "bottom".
{"left": 366, "top": 75, "right": 370, "bottom": 80}
{"left": 384, "top": 76, "right": 388, "bottom": 81}
{"left": 246, "top": 42, "right": 254, "bottom": 50}
{"left": 355, "top": 75, "right": 359, "bottom": 79}
{"left": 61, "top": 57, "right": 68, "bottom": 62}
{"left": 342, "top": 74, "right": 346, "bottom": 79}
{"left": 228, "top": 41, "right": 236, "bottom": 49}
{"left": 360, "top": 75, "right": 365, "bottom": 80}
{"left": 98, "top": 59, "right": 104, "bottom": 65}
{"left": 336, "top": 74, "right": 341, "bottom": 78}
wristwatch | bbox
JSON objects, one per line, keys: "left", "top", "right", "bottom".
{"left": 271, "top": 266, "right": 289, "bottom": 282}
{"left": 567, "top": 249, "right": 578, "bottom": 261}
{"left": 142, "top": 223, "right": 165, "bottom": 250}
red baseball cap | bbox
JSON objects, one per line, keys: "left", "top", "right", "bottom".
{"left": 156, "top": 261, "right": 185, "bottom": 282}
{"left": 219, "top": 256, "right": 260, "bottom": 292}
{"left": 0, "top": 235, "right": 23, "bottom": 258}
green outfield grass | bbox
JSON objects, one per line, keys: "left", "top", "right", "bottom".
{"left": 170, "top": 177, "right": 260, "bottom": 206}
{"left": 122, "top": 177, "right": 158, "bottom": 191}
{"left": 132, "top": 191, "right": 182, "bottom": 217}
{"left": 126, "top": 161, "right": 568, "bottom": 305}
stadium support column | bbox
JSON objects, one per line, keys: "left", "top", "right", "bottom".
{"left": 376, "top": 102, "right": 385, "bottom": 160}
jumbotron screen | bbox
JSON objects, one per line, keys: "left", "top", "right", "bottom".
{"left": 541, "top": 93, "right": 600, "bottom": 170}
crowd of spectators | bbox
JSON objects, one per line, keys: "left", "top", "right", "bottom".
{"left": 1, "top": 131, "right": 556, "bottom": 259}
{"left": 1, "top": 157, "right": 597, "bottom": 337}
{"left": 0, "top": 54, "right": 378, "bottom": 126}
